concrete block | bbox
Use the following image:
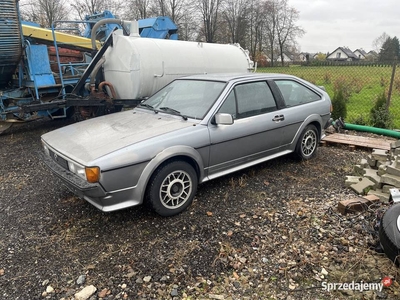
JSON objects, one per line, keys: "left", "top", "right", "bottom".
{"left": 383, "top": 184, "right": 395, "bottom": 193}
{"left": 381, "top": 173, "right": 400, "bottom": 187}
{"left": 390, "top": 140, "right": 400, "bottom": 149}
{"left": 367, "top": 155, "right": 377, "bottom": 168}
{"left": 363, "top": 168, "right": 381, "bottom": 187}
{"left": 377, "top": 160, "right": 390, "bottom": 168}
{"left": 371, "top": 149, "right": 389, "bottom": 162}
{"left": 350, "top": 177, "right": 375, "bottom": 195}
{"left": 386, "top": 164, "right": 400, "bottom": 177}
{"left": 345, "top": 176, "right": 362, "bottom": 187}
{"left": 378, "top": 164, "right": 388, "bottom": 176}
{"left": 394, "top": 148, "right": 400, "bottom": 156}
{"left": 360, "top": 158, "right": 369, "bottom": 168}
{"left": 368, "top": 189, "right": 390, "bottom": 203}
{"left": 354, "top": 165, "right": 364, "bottom": 175}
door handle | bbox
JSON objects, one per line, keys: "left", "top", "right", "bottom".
{"left": 272, "top": 115, "right": 284, "bottom": 122}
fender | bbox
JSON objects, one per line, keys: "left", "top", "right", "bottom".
{"left": 289, "top": 114, "right": 324, "bottom": 151}
{"left": 135, "top": 145, "right": 205, "bottom": 201}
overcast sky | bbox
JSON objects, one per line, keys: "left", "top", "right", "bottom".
{"left": 290, "top": 0, "right": 399, "bottom": 54}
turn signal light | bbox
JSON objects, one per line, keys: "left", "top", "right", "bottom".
{"left": 85, "top": 167, "right": 100, "bottom": 183}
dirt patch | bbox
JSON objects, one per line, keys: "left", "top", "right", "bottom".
{"left": 0, "top": 119, "right": 399, "bottom": 299}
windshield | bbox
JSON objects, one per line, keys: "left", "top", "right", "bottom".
{"left": 141, "top": 79, "right": 226, "bottom": 119}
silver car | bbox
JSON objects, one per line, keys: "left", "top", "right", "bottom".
{"left": 41, "top": 73, "right": 331, "bottom": 216}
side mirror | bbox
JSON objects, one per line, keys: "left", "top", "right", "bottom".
{"left": 214, "top": 113, "right": 234, "bottom": 125}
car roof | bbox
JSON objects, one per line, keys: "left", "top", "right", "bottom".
{"left": 178, "top": 73, "right": 296, "bottom": 83}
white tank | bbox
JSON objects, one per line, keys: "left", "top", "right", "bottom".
{"left": 103, "top": 31, "right": 254, "bottom": 99}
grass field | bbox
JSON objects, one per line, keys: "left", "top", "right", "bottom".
{"left": 257, "top": 65, "right": 400, "bottom": 129}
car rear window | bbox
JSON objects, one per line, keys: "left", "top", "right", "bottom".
{"left": 275, "top": 80, "right": 321, "bottom": 107}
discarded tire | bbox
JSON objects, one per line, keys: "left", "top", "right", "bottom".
{"left": 379, "top": 204, "right": 400, "bottom": 266}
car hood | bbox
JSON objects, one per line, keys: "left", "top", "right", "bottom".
{"left": 41, "top": 110, "right": 197, "bottom": 164}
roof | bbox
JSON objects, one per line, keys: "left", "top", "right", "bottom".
{"left": 354, "top": 49, "right": 368, "bottom": 56}
{"left": 300, "top": 52, "right": 317, "bottom": 57}
{"left": 327, "top": 47, "right": 358, "bottom": 59}
{"left": 178, "top": 73, "right": 297, "bottom": 82}
{"left": 340, "top": 47, "right": 358, "bottom": 58}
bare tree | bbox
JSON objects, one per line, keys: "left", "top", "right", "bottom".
{"left": 222, "top": 0, "right": 248, "bottom": 45}
{"left": 179, "top": 5, "right": 200, "bottom": 41}
{"left": 243, "top": 0, "right": 268, "bottom": 65}
{"left": 20, "top": 0, "right": 69, "bottom": 28}
{"left": 150, "top": 0, "right": 168, "bottom": 16}
{"left": 71, "top": 0, "right": 125, "bottom": 20}
{"left": 168, "top": 0, "right": 185, "bottom": 23}
{"left": 149, "top": 0, "right": 187, "bottom": 24}
{"left": 275, "top": 0, "right": 304, "bottom": 66}
{"left": 124, "top": 0, "right": 152, "bottom": 20}
{"left": 262, "top": 0, "right": 278, "bottom": 66}
{"left": 373, "top": 32, "right": 390, "bottom": 53}
{"left": 195, "top": 0, "right": 224, "bottom": 43}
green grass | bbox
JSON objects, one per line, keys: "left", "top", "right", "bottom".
{"left": 257, "top": 65, "right": 400, "bottom": 129}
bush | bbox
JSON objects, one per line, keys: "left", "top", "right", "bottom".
{"left": 370, "top": 92, "right": 394, "bottom": 129}
{"left": 333, "top": 76, "right": 353, "bottom": 100}
{"left": 331, "top": 88, "right": 347, "bottom": 120}
{"left": 349, "top": 113, "right": 369, "bottom": 126}
{"left": 323, "top": 72, "right": 331, "bottom": 84}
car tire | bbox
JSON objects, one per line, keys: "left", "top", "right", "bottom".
{"left": 379, "top": 204, "right": 400, "bottom": 266}
{"left": 295, "top": 124, "right": 318, "bottom": 160}
{"left": 147, "top": 160, "right": 198, "bottom": 217}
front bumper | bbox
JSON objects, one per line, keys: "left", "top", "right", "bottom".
{"left": 39, "top": 151, "right": 142, "bottom": 212}
{"left": 39, "top": 150, "right": 106, "bottom": 197}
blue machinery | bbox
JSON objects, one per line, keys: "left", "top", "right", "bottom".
{"left": 0, "top": 1, "right": 178, "bottom": 133}
{"left": 82, "top": 11, "right": 178, "bottom": 41}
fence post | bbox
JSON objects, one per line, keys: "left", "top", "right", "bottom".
{"left": 387, "top": 57, "right": 397, "bottom": 109}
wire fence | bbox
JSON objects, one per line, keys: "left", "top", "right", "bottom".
{"left": 257, "top": 61, "right": 400, "bottom": 129}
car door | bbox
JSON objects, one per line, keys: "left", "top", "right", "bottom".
{"left": 273, "top": 79, "right": 325, "bottom": 147}
{"left": 207, "top": 80, "right": 285, "bottom": 178}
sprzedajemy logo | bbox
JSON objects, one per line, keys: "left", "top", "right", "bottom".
{"left": 321, "top": 280, "right": 386, "bottom": 292}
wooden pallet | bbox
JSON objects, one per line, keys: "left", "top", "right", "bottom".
{"left": 321, "top": 133, "right": 391, "bottom": 150}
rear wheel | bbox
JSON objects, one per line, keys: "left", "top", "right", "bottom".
{"left": 379, "top": 204, "right": 400, "bottom": 266}
{"left": 295, "top": 124, "right": 318, "bottom": 160}
{"left": 147, "top": 160, "right": 198, "bottom": 217}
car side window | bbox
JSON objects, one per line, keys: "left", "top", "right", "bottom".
{"left": 275, "top": 80, "right": 321, "bottom": 107}
{"left": 235, "top": 81, "right": 277, "bottom": 118}
{"left": 218, "top": 90, "right": 237, "bottom": 119}
{"left": 218, "top": 82, "right": 277, "bottom": 119}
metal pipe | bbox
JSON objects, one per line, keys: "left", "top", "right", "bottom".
{"left": 91, "top": 19, "right": 123, "bottom": 50}
{"left": 343, "top": 123, "right": 400, "bottom": 139}
{"left": 89, "top": 57, "right": 106, "bottom": 92}
{"left": 98, "top": 81, "right": 117, "bottom": 99}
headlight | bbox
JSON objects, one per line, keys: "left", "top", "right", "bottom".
{"left": 68, "top": 161, "right": 76, "bottom": 173}
{"left": 67, "top": 161, "right": 86, "bottom": 180}
{"left": 42, "top": 143, "right": 50, "bottom": 156}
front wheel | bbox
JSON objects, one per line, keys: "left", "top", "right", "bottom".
{"left": 146, "top": 160, "right": 198, "bottom": 217}
{"left": 295, "top": 124, "right": 318, "bottom": 160}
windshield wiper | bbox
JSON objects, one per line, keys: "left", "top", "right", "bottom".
{"left": 159, "top": 107, "right": 188, "bottom": 120}
{"left": 138, "top": 103, "right": 158, "bottom": 113}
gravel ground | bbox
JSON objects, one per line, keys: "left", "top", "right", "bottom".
{"left": 1, "top": 118, "right": 400, "bottom": 300}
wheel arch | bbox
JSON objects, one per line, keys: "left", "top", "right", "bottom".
{"left": 292, "top": 115, "right": 323, "bottom": 147}
{"left": 308, "top": 120, "right": 322, "bottom": 142}
{"left": 151, "top": 155, "right": 201, "bottom": 181}
{"left": 137, "top": 145, "right": 204, "bottom": 202}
